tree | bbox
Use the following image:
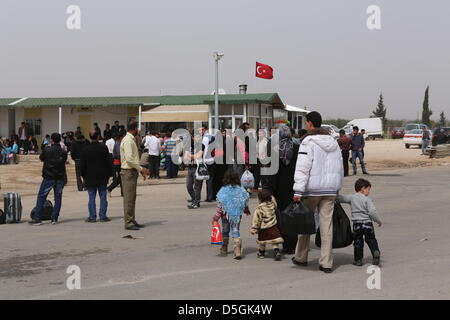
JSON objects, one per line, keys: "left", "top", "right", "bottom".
{"left": 439, "top": 111, "right": 446, "bottom": 127}
{"left": 372, "top": 93, "right": 387, "bottom": 131}
{"left": 421, "top": 86, "right": 432, "bottom": 126}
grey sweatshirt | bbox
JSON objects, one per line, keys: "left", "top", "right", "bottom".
{"left": 337, "top": 193, "right": 382, "bottom": 224}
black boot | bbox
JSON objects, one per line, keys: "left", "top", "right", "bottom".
{"left": 257, "top": 249, "right": 265, "bottom": 259}
{"left": 274, "top": 248, "right": 282, "bottom": 261}
{"left": 372, "top": 250, "right": 380, "bottom": 265}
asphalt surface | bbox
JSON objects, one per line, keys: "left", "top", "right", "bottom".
{"left": 1, "top": 165, "right": 450, "bottom": 300}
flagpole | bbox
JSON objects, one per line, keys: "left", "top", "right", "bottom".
{"left": 213, "top": 52, "right": 224, "bottom": 131}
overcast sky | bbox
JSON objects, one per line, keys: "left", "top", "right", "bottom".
{"left": 1, "top": 0, "right": 449, "bottom": 120}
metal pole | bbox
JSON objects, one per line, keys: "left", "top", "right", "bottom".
{"left": 59, "top": 107, "right": 62, "bottom": 134}
{"left": 214, "top": 54, "right": 219, "bottom": 131}
{"left": 138, "top": 105, "right": 142, "bottom": 134}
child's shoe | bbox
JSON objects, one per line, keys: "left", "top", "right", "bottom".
{"left": 219, "top": 237, "right": 229, "bottom": 256}
{"left": 273, "top": 248, "right": 282, "bottom": 261}
{"left": 352, "top": 260, "right": 363, "bottom": 267}
{"left": 257, "top": 250, "right": 265, "bottom": 259}
{"left": 233, "top": 238, "right": 242, "bottom": 260}
{"left": 372, "top": 250, "right": 380, "bottom": 266}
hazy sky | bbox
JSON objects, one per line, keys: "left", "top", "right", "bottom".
{"left": 1, "top": 0, "right": 449, "bottom": 120}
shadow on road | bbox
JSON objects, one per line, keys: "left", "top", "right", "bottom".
{"left": 365, "top": 173, "right": 403, "bottom": 177}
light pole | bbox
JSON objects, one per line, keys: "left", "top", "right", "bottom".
{"left": 213, "top": 52, "right": 224, "bottom": 131}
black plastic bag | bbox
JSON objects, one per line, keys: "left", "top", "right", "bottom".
{"left": 278, "top": 202, "right": 316, "bottom": 235}
{"left": 315, "top": 201, "right": 353, "bottom": 249}
{"left": 30, "top": 200, "right": 54, "bottom": 221}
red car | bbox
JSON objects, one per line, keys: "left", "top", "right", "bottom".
{"left": 391, "top": 127, "right": 405, "bottom": 139}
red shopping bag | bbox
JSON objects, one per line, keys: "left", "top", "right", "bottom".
{"left": 210, "top": 221, "right": 223, "bottom": 245}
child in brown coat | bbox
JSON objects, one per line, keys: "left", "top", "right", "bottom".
{"left": 250, "top": 189, "right": 284, "bottom": 261}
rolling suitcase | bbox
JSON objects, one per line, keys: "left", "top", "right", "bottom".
{"left": 3, "top": 192, "right": 22, "bottom": 223}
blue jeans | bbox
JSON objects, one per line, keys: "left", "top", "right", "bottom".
{"left": 166, "top": 155, "right": 178, "bottom": 178}
{"left": 87, "top": 185, "right": 108, "bottom": 220}
{"left": 222, "top": 216, "right": 241, "bottom": 238}
{"left": 34, "top": 179, "right": 64, "bottom": 220}
{"left": 352, "top": 150, "right": 367, "bottom": 174}
{"left": 421, "top": 139, "right": 429, "bottom": 154}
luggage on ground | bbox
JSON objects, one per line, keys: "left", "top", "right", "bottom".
{"left": 3, "top": 192, "right": 22, "bottom": 224}
{"left": 30, "top": 200, "right": 54, "bottom": 221}
{"left": 0, "top": 209, "right": 5, "bottom": 224}
{"left": 278, "top": 201, "right": 315, "bottom": 235}
{"left": 315, "top": 201, "right": 353, "bottom": 248}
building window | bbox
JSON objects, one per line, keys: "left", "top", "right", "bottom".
{"left": 24, "top": 118, "right": 42, "bottom": 137}
{"left": 218, "top": 104, "right": 233, "bottom": 116}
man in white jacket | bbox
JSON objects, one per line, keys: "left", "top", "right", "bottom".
{"left": 292, "top": 111, "right": 343, "bottom": 273}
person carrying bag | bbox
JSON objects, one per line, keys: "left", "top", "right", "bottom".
{"left": 291, "top": 111, "right": 344, "bottom": 274}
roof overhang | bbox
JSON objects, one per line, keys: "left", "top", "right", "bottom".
{"left": 141, "top": 105, "right": 209, "bottom": 122}
{"left": 285, "top": 104, "right": 309, "bottom": 113}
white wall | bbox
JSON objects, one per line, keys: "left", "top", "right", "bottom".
{"left": 13, "top": 106, "right": 130, "bottom": 136}
{"left": 0, "top": 109, "right": 9, "bottom": 138}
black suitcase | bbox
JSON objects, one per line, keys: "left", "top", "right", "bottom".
{"left": 3, "top": 192, "right": 22, "bottom": 223}
{"left": 30, "top": 200, "right": 54, "bottom": 221}
{"left": 0, "top": 209, "right": 5, "bottom": 224}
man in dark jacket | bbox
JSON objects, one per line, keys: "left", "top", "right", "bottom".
{"left": 81, "top": 131, "right": 113, "bottom": 222}
{"left": 29, "top": 133, "right": 67, "bottom": 226}
{"left": 103, "top": 123, "right": 112, "bottom": 143}
{"left": 350, "top": 126, "right": 368, "bottom": 175}
{"left": 71, "top": 134, "right": 90, "bottom": 191}
{"left": 337, "top": 129, "right": 352, "bottom": 177}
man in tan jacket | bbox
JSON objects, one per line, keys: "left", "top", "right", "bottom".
{"left": 120, "top": 122, "right": 149, "bottom": 230}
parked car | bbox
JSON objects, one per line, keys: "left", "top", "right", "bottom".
{"left": 403, "top": 129, "right": 432, "bottom": 148}
{"left": 321, "top": 125, "right": 339, "bottom": 139}
{"left": 391, "top": 127, "right": 405, "bottom": 139}
{"left": 404, "top": 123, "right": 429, "bottom": 132}
{"left": 342, "top": 118, "right": 383, "bottom": 140}
{"left": 432, "top": 127, "right": 450, "bottom": 145}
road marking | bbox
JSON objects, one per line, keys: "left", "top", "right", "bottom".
{"left": 32, "top": 266, "right": 257, "bottom": 299}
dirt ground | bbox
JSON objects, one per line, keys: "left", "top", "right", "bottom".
{"left": 363, "top": 139, "right": 450, "bottom": 170}
{"left": 1, "top": 139, "right": 449, "bottom": 196}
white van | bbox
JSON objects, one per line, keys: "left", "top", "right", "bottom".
{"left": 342, "top": 118, "right": 383, "bottom": 140}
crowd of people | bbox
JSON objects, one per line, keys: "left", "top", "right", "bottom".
{"left": 25, "top": 112, "right": 382, "bottom": 274}
{"left": 207, "top": 112, "right": 381, "bottom": 272}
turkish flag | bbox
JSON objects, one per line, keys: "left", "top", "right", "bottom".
{"left": 256, "top": 62, "right": 273, "bottom": 79}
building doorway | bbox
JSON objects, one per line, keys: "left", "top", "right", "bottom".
{"left": 79, "top": 115, "right": 91, "bottom": 138}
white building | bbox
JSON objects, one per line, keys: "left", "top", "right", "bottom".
{"left": 0, "top": 92, "right": 288, "bottom": 143}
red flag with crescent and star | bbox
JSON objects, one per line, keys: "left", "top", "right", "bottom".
{"left": 256, "top": 62, "right": 273, "bottom": 79}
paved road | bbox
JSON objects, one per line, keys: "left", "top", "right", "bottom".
{"left": 1, "top": 166, "right": 450, "bottom": 299}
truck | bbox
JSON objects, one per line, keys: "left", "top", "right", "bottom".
{"left": 342, "top": 117, "right": 383, "bottom": 140}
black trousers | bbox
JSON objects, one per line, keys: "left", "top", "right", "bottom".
{"left": 149, "top": 155, "right": 160, "bottom": 178}
{"left": 108, "top": 164, "right": 123, "bottom": 195}
{"left": 206, "top": 164, "right": 215, "bottom": 201}
{"left": 341, "top": 150, "right": 350, "bottom": 177}
{"left": 250, "top": 162, "right": 261, "bottom": 190}
{"left": 353, "top": 222, "right": 380, "bottom": 261}
{"left": 74, "top": 159, "right": 84, "bottom": 191}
